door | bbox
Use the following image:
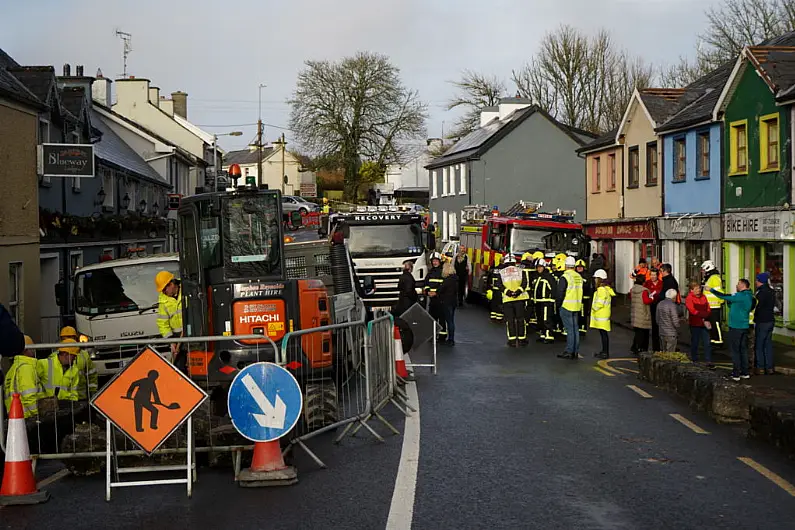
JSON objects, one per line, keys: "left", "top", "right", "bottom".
{"left": 39, "top": 254, "right": 61, "bottom": 342}
{"left": 178, "top": 206, "right": 207, "bottom": 338}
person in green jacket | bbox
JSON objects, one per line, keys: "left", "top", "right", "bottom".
{"left": 705, "top": 279, "right": 754, "bottom": 382}
{"left": 4, "top": 335, "right": 45, "bottom": 418}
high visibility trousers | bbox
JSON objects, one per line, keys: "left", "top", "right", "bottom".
{"left": 490, "top": 291, "right": 504, "bottom": 321}
{"left": 504, "top": 300, "right": 526, "bottom": 341}
{"left": 708, "top": 307, "right": 723, "bottom": 345}
{"left": 430, "top": 300, "right": 447, "bottom": 336}
{"left": 579, "top": 297, "right": 591, "bottom": 332}
{"left": 526, "top": 300, "right": 537, "bottom": 324}
{"left": 536, "top": 302, "right": 555, "bottom": 341}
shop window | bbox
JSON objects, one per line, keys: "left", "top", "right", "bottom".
{"left": 646, "top": 141, "right": 658, "bottom": 186}
{"left": 628, "top": 146, "right": 640, "bottom": 188}
{"left": 592, "top": 156, "right": 601, "bottom": 192}
{"left": 696, "top": 131, "right": 710, "bottom": 179}
{"left": 102, "top": 168, "right": 115, "bottom": 209}
{"left": 729, "top": 120, "right": 748, "bottom": 175}
{"left": 673, "top": 137, "right": 686, "bottom": 182}
{"left": 760, "top": 113, "right": 780, "bottom": 172}
{"left": 684, "top": 241, "right": 708, "bottom": 288}
{"left": 607, "top": 154, "right": 616, "bottom": 191}
{"left": 764, "top": 243, "right": 784, "bottom": 325}
{"left": 8, "top": 262, "right": 22, "bottom": 323}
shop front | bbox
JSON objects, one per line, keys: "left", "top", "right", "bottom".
{"left": 724, "top": 210, "right": 795, "bottom": 343}
{"left": 656, "top": 215, "right": 722, "bottom": 290}
{"left": 584, "top": 218, "right": 657, "bottom": 295}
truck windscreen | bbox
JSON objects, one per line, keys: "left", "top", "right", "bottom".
{"left": 347, "top": 223, "right": 424, "bottom": 257}
{"left": 75, "top": 261, "right": 180, "bottom": 315}
{"left": 223, "top": 195, "right": 283, "bottom": 277}
{"left": 510, "top": 227, "right": 585, "bottom": 257}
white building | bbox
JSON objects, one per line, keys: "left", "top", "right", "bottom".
{"left": 223, "top": 142, "right": 303, "bottom": 194}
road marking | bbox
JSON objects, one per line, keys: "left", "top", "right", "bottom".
{"left": 614, "top": 366, "right": 639, "bottom": 374}
{"left": 387, "top": 356, "right": 420, "bottom": 530}
{"left": 627, "top": 385, "right": 653, "bottom": 398}
{"left": 37, "top": 468, "right": 70, "bottom": 488}
{"left": 597, "top": 359, "right": 623, "bottom": 375}
{"left": 738, "top": 457, "right": 795, "bottom": 497}
{"left": 593, "top": 366, "right": 615, "bottom": 377}
{"left": 669, "top": 413, "right": 710, "bottom": 434}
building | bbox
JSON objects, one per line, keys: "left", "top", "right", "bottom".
{"left": 713, "top": 44, "right": 795, "bottom": 342}
{"left": 426, "top": 97, "right": 596, "bottom": 243}
{"left": 384, "top": 139, "right": 443, "bottom": 206}
{"left": 222, "top": 141, "right": 302, "bottom": 194}
{"left": 0, "top": 50, "right": 47, "bottom": 339}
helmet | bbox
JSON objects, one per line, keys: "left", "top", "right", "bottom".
{"left": 24, "top": 335, "right": 34, "bottom": 346}
{"left": 58, "top": 338, "right": 79, "bottom": 356}
{"left": 535, "top": 258, "right": 547, "bottom": 268}
{"left": 59, "top": 325, "right": 78, "bottom": 339}
{"left": 701, "top": 260, "right": 716, "bottom": 272}
{"left": 155, "top": 270, "right": 175, "bottom": 292}
{"left": 564, "top": 256, "right": 577, "bottom": 268}
{"left": 323, "top": 197, "right": 329, "bottom": 204}
{"left": 593, "top": 269, "right": 608, "bottom": 280}
{"left": 503, "top": 254, "right": 516, "bottom": 264}
{"left": 430, "top": 252, "right": 442, "bottom": 263}
{"left": 575, "top": 259, "right": 586, "bottom": 268}
{"left": 532, "top": 251, "right": 545, "bottom": 261}
{"left": 521, "top": 252, "right": 533, "bottom": 263}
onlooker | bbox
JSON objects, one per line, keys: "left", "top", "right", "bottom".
{"left": 630, "top": 258, "right": 649, "bottom": 282}
{"left": 659, "top": 263, "right": 680, "bottom": 303}
{"left": 650, "top": 257, "right": 661, "bottom": 271}
{"left": 706, "top": 279, "right": 754, "bottom": 381}
{"left": 433, "top": 222, "right": 441, "bottom": 250}
{"left": 685, "top": 282, "right": 713, "bottom": 366}
{"left": 754, "top": 272, "right": 776, "bottom": 375}
{"left": 393, "top": 259, "right": 418, "bottom": 317}
{"left": 0, "top": 302, "right": 25, "bottom": 357}
{"left": 645, "top": 269, "right": 664, "bottom": 351}
{"left": 630, "top": 274, "right": 653, "bottom": 354}
{"left": 657, "top": 289, "right": 681, "bottom": 352}
{"left": 427, "top": 222, "right": 437, "bottom": 251}
{"left": 588, "top": 253, "right": 605, "bottom": 277}
{"left": 438, "top": 260, "right": 458, "bottom": 345}
{"left": 589, "top": 269, "right": 614, "bottom": 359}
{"left": 454, "top": 247, "right": 469, "bottom": 307}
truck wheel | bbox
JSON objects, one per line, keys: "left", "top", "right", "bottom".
{"left": 303, "top": 379, "right": 339, "bottom": 431}
{"left": 394, "top": 317, "right": 414, "bottom": 353}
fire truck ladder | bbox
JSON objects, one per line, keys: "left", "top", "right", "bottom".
{"left": 502, "top": 200, "right": 544, "bottom": 218}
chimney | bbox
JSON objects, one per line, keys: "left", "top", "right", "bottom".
{"left": 63, "top": 64, "right": 71, "bottom": 76}
{"left": 149, "top": 86, "right": 160, "bottom": 107}
{"left": 171, "top": 91, "right": 188, "bottom": 118}
{"left": 497, "top": 96, "right": 532, "bottom": 120}
{"left": 480, "top": 106, "right": 499, "bottom": 127}
{"left": 76, "top": 65, "right": 84, "bottom": 76}
{"left": 91, "top": 71, "right": 113, "bottom": 108}
{"left": 159, "top": 96, "right": 174, "bottom": 117}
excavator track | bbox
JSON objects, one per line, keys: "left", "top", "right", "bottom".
{"left": 302, "top": 379, "right": 339, "bottom": 430}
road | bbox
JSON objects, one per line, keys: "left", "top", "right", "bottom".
{"left": 3, "top": 304, "right": 795, "bottom": 529}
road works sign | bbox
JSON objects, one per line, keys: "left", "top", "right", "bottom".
{"left": 227, "top": 362, "right": 303, "bottom": 442}
{"left": 91, "top": 347, "right": 208, "bottom": 455}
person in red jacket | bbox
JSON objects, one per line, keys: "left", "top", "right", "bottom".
{"left": 644, "top": 269, "right": 664, "bottom": 350}
{"left": 685, "top": 281, "right": 713, "bottom": 367}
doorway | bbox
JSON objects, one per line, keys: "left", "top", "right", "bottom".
{"left": 39, "top": 253, "right": 61, "bottom": 343}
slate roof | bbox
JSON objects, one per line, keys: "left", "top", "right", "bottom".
{"left": 59, "top": 86, "right": 86, "bottom": 117}
{"left": 576, "top": 127, "right": 619, "bottom": 154}
{"left": 656, "top": 61, "right": 734, "bottom": 133}
{"left": 224, "top": 147, "right": 275, "bottom": 165}
{"left": 7, "top": 66, "right": 56, "bottom": 104}
{"left": 638, "top": 89, "right": 686, "bottom": 125}
{"left": 91, "top": 109, "right": 169, "bottom": 186}
{"left": 744, "top": 46, "right": 795, "bottom": 101}
{"left": 0, "top": 49, "right": 45, "bottom": 110}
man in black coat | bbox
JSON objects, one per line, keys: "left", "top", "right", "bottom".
{"left": 454, "top": 247, "right": 469, "bottom": 307}
{"left": 393, "top": 260, "right": 418, "bottom": 317}
{"left": 754, "top": 272, "right": 777, "bottom": 374}
{"left": 0, "top": 303, "right": 25, "bottom": 357}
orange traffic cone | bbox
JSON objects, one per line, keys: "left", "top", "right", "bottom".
{"left": 394, "top": 326, "right": 410, "bottom": 380}
{"left": 0, "top": 394, "right": 49, "bottom": 505}
{"left": 238, "top": 441, "right": 297, "bottom": 487}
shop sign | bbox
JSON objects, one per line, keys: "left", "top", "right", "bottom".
{"left": 585, "top": 221, "right": 654, "bottom": 240}
{"left": 656, "top": 216, "right": 720, "bottom": 240}
{"left": 724, "top": 210, "right": 795, "bottom": 241}
{"left": 38, "top": 143, "right": 95, "bottom": 177}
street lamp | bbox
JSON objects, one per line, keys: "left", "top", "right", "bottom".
{"left": 213, "top": 130, "right": 243, "bottom": 191}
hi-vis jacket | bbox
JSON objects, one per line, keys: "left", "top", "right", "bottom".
{"left": 533, "top": 271, "right": 557, "bottom": 303}
{"left": 590, "top": 285, "right": 616, "bottom": 331}
{"left": 75, "top": 349, "right": 98, "bottom": 400}
{"left": 704, "top": 270, "right": 724, "bottom": 309}
{"left": 157, "top": 289, "right": 183, "bottom": 339}
{"left": 4, "top": 356, "right": 44, "bottom": 417}
{"left": 37, "top": 353, "right": 81, "bottom": 401}
{"left": 426, "top": 266, "right": 444, "bottom": 297}
{"left": 498, "top": 265, "right": 529, "bottom": 303}
{"left": 559, "top": 270, "right": 584, "bottom": 312}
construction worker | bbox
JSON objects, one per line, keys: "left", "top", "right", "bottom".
{"left": 59, "top": 325, "right": 97, "bottom": 400}
{"left": 556, "top": 256, "right": 584, "bottom": 360}
{"left": 497, "top": 255, "right": 529, "bottom": 347}
{"left": 425, "top": 252, "right": 447, "bottom": 340}
{"left": 37, "top": 338, "right": 81, "bottom": 402}
{"left": 533, "top": 259, "right": 557, "bottom": 343}
{"left": 701, "top": 260, "right": 724, "bottom": 346}
{"left": 521, "top": 253, "right": 537, "bottom": 326}
{"left": 590, "top": 270, "right": 615, "bottom": 359}
{"left": 575, "top": 259, "right": 592, "bottom": 334}
{"left": 155, "top": 270, "right": 184, "bottom": 369}
{"left": 486, "top": 260, "right": 505, "bottom": 323}
{"left": 321, "top": 197, "right": 330, "bottom": 214}
{"left": 4, "top": 335, "right": 44, "bottom": 418}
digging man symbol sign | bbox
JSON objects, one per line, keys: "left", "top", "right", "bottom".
{"left": 92, "top": 348, "right": 207, "bottom": 455}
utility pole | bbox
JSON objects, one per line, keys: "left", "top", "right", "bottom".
{"left": 257, "top": 84, "right": 266, "bottom": 185}
{"left": 280, "top": 133, "right": 286, "bottom": 194}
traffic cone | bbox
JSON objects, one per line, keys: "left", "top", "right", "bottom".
{"left": 394, "top": 326, "right": 410, "bottom": 380}
{"left": 0, "top": 394, "right": 50, "bottom": 505}
{"left": 238, "top": 441, "right": 297, "bottom": 487}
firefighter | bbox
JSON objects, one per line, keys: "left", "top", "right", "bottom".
{"left": 155, "top": 270, "right": 185, "bottom": 369}
{"left": 497, "top": 255, "right": 529, "bottom": 347}
{"left": 533, "top": 259, "right": 557, "bottom": 343}
{"left": 426, "top": 252, "right": 447, "bottom": 340}
{"left": 575, "top": 259, "right": 592, "bottom": 334}
{"left": 321, "top": 197, "right": 330, "bottom": 214}
{"left": 4, "top": 335, "right": 44, "bottom": 418}
{"left": 486, "top": 260, "right": 505, "bottom": 323}
{"left": 701, "top": 260, "right": 724, "bottom": 346}
{"left": 59, "top": 325, "right": 97, "bottom": 400}
{"left": 37, "top": 339, "right": 81, "bottom": 402}
{"left": 521, "top": 253, "right": 537, "bottom": 326}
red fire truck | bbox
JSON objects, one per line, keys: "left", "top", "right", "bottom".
{"left": 458, "top": 201, "right": 589, "bottom": 298}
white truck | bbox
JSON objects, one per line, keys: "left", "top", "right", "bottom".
{"left": 72, "top": 254, "right": 179, "bottom": 376}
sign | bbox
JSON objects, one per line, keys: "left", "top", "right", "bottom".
{"left": 724, "top": 210, "right": 795, "bottom": 241}
{"left": 299, "top": 183, "right": 317, "bottom": 197}
{"left": 227, "top": 362, "right": 303, "bottom": 442}
{"left": 38, "top": 143, "right": 95, "bottom": 177}
{"left": 233, "top": 282, "right": 285, "bottom": 298}
{"left": 656, "top": 216, "right": 721, "bottom": 240}
{"left": 168, "top": 194, "right": 182, "bottom": 210}
{"left": 584, "top": 221, "right": 654, "bottom": 240}
{"left": 91, "top": 348, "right": 208, "bottom": 455}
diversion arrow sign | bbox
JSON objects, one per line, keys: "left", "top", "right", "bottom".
{"left": 227, "top": 362, "right": 303, "bottom": 443}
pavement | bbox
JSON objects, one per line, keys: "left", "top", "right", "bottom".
{"left": 3, "top": 305, "right": 795, "bottom": 528}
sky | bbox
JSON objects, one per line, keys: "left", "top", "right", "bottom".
{"left": 0, "top": 0, "right": 722, "bottom": 153}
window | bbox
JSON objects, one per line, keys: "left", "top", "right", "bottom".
{"left": 607, "top": 154, "right": 616, "bottom": 190}
{"left": 127, "top": 180, "right": 137, "bottom": 211}
{"left": 102, "top": 248, "right": 115, "bottom": 260}
{"left": 442, "top": 210, "right": 448, "bottom": 240}
{"left": 431, "top": 170, "right": 438, "bottom": 198}
{"left": 449, "top": 166, "right": 456, "bottom": 195}
{"left": 449, "top": 212, "right": 457, "bottom": 239}
{"left": 459, "top": 163, "right": 467, "bottom": 194}
{"left": 152, "top": 245, "right": 163, "bottom": 255}
{"left": 696, "top": 131, "right": 710, "bottom": 178}
{"left": 646, "top": 142, "right": 658, "bottom": 186}
{"left": 729, "top": 120, "right": 748, "bottom": 175}
{"left": 442, "top": 167, "right": 449, "bottom": 196}
{"left": 763, "top": 242, "right": 785, "bottom": 324}
{"left": 592, "top": 156, "right": 601, "bottom": 192}
{"left": 628, "top": 146, "right": 640, "bottom": 188}
{"left": 69, "top": 251, "right": 83, "bottom": 275}
{"left": 760, "top": 113, "right": 780, "bottom": 172}
{"left": 8, "top": 262, "right": 22, "bottom": 324}
{"left": 102, "top": 168, "right": 115, "bottom": 208}
{"left": 432, "top": 211, "right": 437, "bottom": 225}
{"left": 673, "top": 137, "right": 686, "bottom": 182}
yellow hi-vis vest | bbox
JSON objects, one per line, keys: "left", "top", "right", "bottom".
{"left": 157, "top": 289, "right": 183, "bottom": 338}
{"left": 704, "top": 273, "right": 724, "bottom": 309}
{"left": 590, "top": 285, "right": 615, "bottom": 331}
{"left": 4, "top": 356, "right": 44, "bottom": 418}
{"left": 37, "top": 352, "right": 81, "bottom": 401}
{"left": 75, "top": 349, "right": 98, "bottom": 400}
{"left": 561, "top": 270, "right": 584, "bottom": 312}
{"left": 499, "top": 266, "right": 529, "bottom": 302}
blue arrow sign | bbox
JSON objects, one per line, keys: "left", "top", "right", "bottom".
{"left": 227, "top": 362, "right": 303, "bottom": 443}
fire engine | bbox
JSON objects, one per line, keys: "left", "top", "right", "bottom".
{"left": 458, "top": 201, "right": 589, "bottom": 298}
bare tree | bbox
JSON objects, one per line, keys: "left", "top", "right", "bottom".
{"left": 289, "top": 52, "right": 427, "bottom": 200}
{"left": 658, "top": 56, "right": 713, "bottom": 88}
{"left": 446, "top": 70, "right": 506, "bottom": 138}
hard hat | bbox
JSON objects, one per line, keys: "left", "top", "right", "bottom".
{"left": 521, "top": 252, "right": 533, "bottom": 263}
{"left": 155, "top": 270, "right": 175, "bottom": 293}
{"left": 564, "top": 256, "right": 577, "bottom": 268}
{"left": 24, "top": 335, "right": 34, "bottom": 346}
{"left": 701, "top": 260, "right": 716, "bottom": 272}
{"left": 503, "top": 254, "right": 516, "bottom": 264}
{"left": 535, "top": 258, "right": 547, "bottom": 268}
{"left": 59, "top": 325, "right": 78, "bottom": 339}
{"left": 555, "top": 253, "right": 567, "bottom": 262}
{"left": 575, "top": 259, "right": 586, "bottom": 268}
{"left": 58, "top": 338, "right": 80, "bottom": 356}
{"left": 531, "top": 251, "right": 544, "bottom": 261}
{"left": 430, "top": 252, "right": 442, "bottom": 262}
{"left": 593, "top": 269, "right": 608, "bottom": 280}
{"left": 323, "top": 197, "right": 328, "bottom": 204}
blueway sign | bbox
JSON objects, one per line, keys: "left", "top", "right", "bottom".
{"left": 227, "top": 362, "right": 303, "bottom": 442}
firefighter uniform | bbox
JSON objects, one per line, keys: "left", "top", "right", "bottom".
{"left": 575, "top": 260, "right": 592, "bottom": 334}
{"left": 3, "top": 336, "right": 44, "bottom": 418}
{"left": 521, "top": 253, "right": 538, "bottom": 325}
{"left": 426, "top": 254, "right": 447, "bottom": 338}
{"left": 59, "top": 326, "right": 98, "bottom": 400}
{"left": 486, "top": 263, "right": 505, "bottom": 322}
{"left": 37, "top": 340, "right": 82, "bottom": 402}
{"left": 702, "top": 263, "right": 724, "bottom": 346}
{"left": 497, "top": 256, "right": 529, "bottom": 347}
{"left": 533, "top": 259, "right": 557, "bottom": 343}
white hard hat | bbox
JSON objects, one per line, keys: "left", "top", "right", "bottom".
{"left": 564, "top": 256, "right": 576, "bottom": 268}
{"left": 535, "top": 258, "right": 547, "bottom": 268}
{"left": 701, "top": 260, "right": 715, "bottom": 272}
{"left": 503, "top": 254, "right": 516, "bottom": 264}
{"left": 593, "top": 269, "right": 608, "bottom": 280}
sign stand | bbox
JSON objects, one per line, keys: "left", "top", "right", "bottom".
{"left": 105, "top": 417, "right": 195, "bottom": 501}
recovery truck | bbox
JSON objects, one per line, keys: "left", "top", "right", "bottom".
{"left": 459, "top": 201, "right": 589, "bottom": 298}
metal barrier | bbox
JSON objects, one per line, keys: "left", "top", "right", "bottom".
{"left": 400, "top": 302, "right": 439, "bottom": 374}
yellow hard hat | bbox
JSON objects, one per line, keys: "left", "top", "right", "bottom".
{"left": 58, "top": 338, "right": 79, "bottom": 356}
{"left": 531, "top": 251, "right": 544, "bottom": 261}
{"left": 521, "top": 252, "right": 532, "bottom": 262}
{"left": 323, "top": 197, "right": 328, "bottom": 204}
{"left": 155, "top": 270, "right": 175, "bottom": 293}
{"left": 59, "top": 325, "right": 78, "bottom": 339}
{"left": 575, "top": 259, "right": 586, "bottom": 268}
{"left": 24, "top": 335, "right": 34, "bottom": 346}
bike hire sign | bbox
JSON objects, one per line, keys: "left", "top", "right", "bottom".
{"left": 38, "top": 143, "right": 95, "bottom": 177}
{"left": 724, "top": 211, "right": 795, "bottom": 241}
{"left": 91, "top": 348, "right": 208, "bottom": 455}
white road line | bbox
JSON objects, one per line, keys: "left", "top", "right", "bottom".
{"left": 669, "top": 413, "right": 710, "bottom": 435}
{"left": 627, "top": 385, "right": 653, "bottom": 398}
{"left": 386, "top": 355, "right": 420, "bottom": 530}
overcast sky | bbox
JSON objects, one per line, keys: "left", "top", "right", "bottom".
{"left": 1, "top": 0, "right": 722, "bottom": 152}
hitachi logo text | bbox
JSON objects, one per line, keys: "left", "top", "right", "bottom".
{"left": 239, "top": 314, "right": 281, "bottom": 324}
